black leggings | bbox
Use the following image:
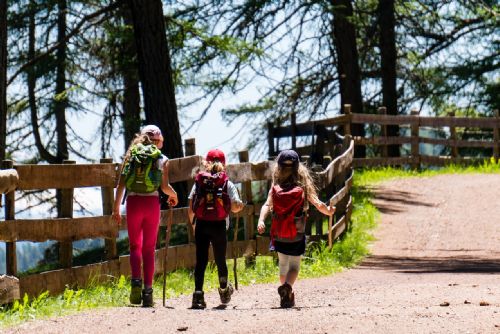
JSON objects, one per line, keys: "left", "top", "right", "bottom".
{"left": 194, "top": 220, "right": 228, "bottom": 291}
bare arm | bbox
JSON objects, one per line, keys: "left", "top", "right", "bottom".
{"left": 308, "top": 193, "right": 335, "bottom": 216}
{"left": 188, "top": 198, "right": 195, "bottom": 225}
{"left": 160, "top": 160, "right": 178, "bottom": 206}
{"left": 257, "top": 189, "right": 272, "bottom": 234}
{"left": 112, "top": 175, "right": 126, "bottom": 225}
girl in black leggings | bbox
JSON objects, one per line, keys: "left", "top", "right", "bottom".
{"left": 188, "top": 149, "right": 243, "bottom": 309}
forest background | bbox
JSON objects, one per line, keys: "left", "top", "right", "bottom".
{"left": 0, "top": 0, "right": 497, "bottom": 273}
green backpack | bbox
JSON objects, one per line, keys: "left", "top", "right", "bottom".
{"left": 123, "top": 143, "right": 163, "bottom": 193}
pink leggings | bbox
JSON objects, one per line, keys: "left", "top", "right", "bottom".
{"left": 126, "top": 195, "right": 160, "bottom": 287}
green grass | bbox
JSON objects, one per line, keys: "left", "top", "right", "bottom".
{"left": 355, "top": 157, "right": 500, "bottom": 188}
{"left": 3, "top": 159, "right": 498, "bottom": 328}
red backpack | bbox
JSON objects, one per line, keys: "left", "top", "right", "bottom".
{"left": 270, "top": 184, "right": 307, "bottom": 241}
{"left": 192, "top": 171, "right": 231, "bottom": 221}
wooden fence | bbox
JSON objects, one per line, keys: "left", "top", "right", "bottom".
{"left": 0, "top": 137, "right": 354, "bottom": 304}
{"left": 268, "top": 106, "right": 500, "bottom": 168}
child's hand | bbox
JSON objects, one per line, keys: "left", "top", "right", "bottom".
{"left": 257, "top": 221, "right": 266, "bottom": 234}
{"left": 168, "top": 194, "right": 178, "bottom": 207}
{"left": 327, "top": 205, "right": 336, "bottom": 216}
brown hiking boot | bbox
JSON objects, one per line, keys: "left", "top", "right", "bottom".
{"left": 278, "top": 282, "right": 295, "bottom": 308}
{"left": 191, "top": 291, "right": 206, "bottom": 309}
{"left": 218, "top": 282, "right": 234, "bottom": 304}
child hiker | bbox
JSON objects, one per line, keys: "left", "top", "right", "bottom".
{"left": 112, "top": 125, "right": 178, "bottom": 307}
{"left": 188, "top": 149, "right": 244, "bottom": 309}
{"left": 257, "top": 149, "right": 335, "bottom": 308}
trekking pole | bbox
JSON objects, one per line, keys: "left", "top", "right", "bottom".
{"left": 233, "top": 211, "right": 240, "bottom": 290}
{"left": 328, "top": 199, "right": 333, "bottom": 248}
{"left": 162, "top": 205, "right": 173, "bottom": 307}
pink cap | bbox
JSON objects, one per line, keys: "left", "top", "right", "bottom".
{"left": 140, "top": 125, "right": 163, "bottom": 141}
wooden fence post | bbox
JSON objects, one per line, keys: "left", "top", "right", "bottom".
{"left": 343, "top": 104, "right": 352, "bottom": 136}
{"left": 410, "top": 109, "right": 420, "bottom": 169}
{"left": 494, "top": 110, "right": 499, "bottom": 162}
{"left": 378, "top": 107, "right": 388, "bottom": 158}
{"left": 184, "top": 138, "right": 196, "bottom": 243}
{"left": 2, "top": 160, "right": 17, "bottom": 276}
{"left": 58, "top": 160, "right": 75, "bottom": 268}
{"left": 184, "top": 138, "right": 196, "bottom": 157}
{"left": 448, "top": 112, "right": 458, "bottom": 159}
{"left": 267, "top": 122, "right": 275, "bottom": 159}
{"left": 238, "top": 150, "right": 256, "bottom": 267}
{"left": 334, "top": 136, "right": 350, "bottom": 226}
{"left": 101, "top": 158, "right": 117, "bottom": 260}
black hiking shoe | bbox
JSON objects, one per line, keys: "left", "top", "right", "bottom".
{"left": 142, "top": 288, "right": 154, "bottom": 307}
{"left": 191, "top": 291, "right": 206, "bottom": 309}
{"left": 278, "top": 282, "right": 295, "bottom": 308}
{"left": 218, "top": 282, "right": 234, "bottom": 304}
{"left": 130, "top": 278, "right": 142, "bottom": 305}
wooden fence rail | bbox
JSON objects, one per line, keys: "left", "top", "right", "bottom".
{"left": 0, "top": 136, "right": 354, "bottom": 302}
{"left": 268, "top": 106, "right": 500, "bottom": 168}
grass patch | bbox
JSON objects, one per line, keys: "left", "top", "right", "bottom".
{"left": 7, "top": 159, "right": 497, "bottom": 327}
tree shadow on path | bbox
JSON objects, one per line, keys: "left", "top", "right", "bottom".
{"left": 359, "top": 255, "right": 500, "bottom": 274}
{"left": 371, "top": 189, "right": 436, "bottom": 214}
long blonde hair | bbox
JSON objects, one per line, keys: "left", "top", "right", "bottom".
{"left": 191, "top": 160, "right": 225, "bottom": 178}
{"left": 120, "top": 134, "right": 153, "bottom": 172}
{"left": 203, "top": 160, "right": 225, "bottom": 174}
{"left": 272, "top": 158, "right": 317, "bottom": 199}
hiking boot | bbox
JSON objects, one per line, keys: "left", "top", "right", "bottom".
{"left": 129, "top": 278, "right": 142, "bottom": 305}
{"left": 142, "top": 288, "right": 154, "bottom": 307}
{"left": 218, "top": 282, "right": 234, "bottom": 304}
{"left": 278, "top": 282, "right": 295, "bottom": 308}
{"left": 191, "top": 291, "right": 206, "bottom": 309}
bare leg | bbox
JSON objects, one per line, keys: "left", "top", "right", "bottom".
{"left": 286, "top": 269, "right": 299, "bottom": 286}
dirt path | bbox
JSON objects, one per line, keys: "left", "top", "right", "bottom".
{"left": 6, "top": 174, "right": 500, "bottom": 333}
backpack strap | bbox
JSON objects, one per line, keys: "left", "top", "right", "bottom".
{"left": 303, "top": 185, "right": 309, "bottom": 212}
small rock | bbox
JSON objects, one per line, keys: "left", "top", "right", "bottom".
{"left": 480, "top": 301, "right": 490, "bottom": 306}
{"left": 177, "top": 327, "right": 188, "bottom": 332}
{"left": 464, "top": 300, "right": 471, "bottom": 304}
{"left": 440, "top": 302, "right": 450, "bottom": 307}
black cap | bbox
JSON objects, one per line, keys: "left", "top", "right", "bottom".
{"left": 277, "top": 149, "right": 300, "bottom": 170}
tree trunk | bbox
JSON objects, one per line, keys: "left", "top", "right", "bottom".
{"left": 55, "top": 0, "right": 69, "bottom": 162}
{"left": 55, "top": 0, "right": 69, "bottom": 219}
{"left": 331, "top": 0, "right": 365, "bottom": 158}
{"left": 127, "top": 0, "right": 183, "bottom": 159}
{"left": 29, "top": 1, "right": 58, "bottom": 163}
{"left": 0, "top": 0, "right": 7, "bottom": 161}
{"left": 379, "top": 0, "right": 399, "bottom": 157}
{"left": 120, "top": 5, "right": 141, "bottom": 150}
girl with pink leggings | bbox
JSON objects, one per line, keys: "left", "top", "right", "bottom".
{"left": 126, "top": 196, "right": 161, "bottom": 287}
{"left": 113, "top": 125, "right": 178, "bottom": 307}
